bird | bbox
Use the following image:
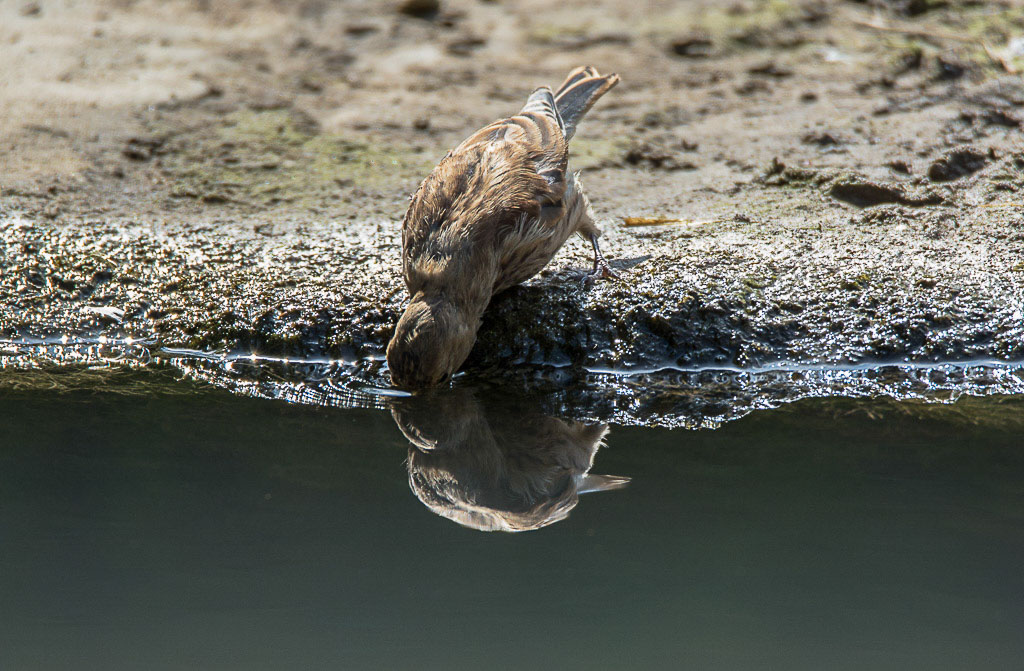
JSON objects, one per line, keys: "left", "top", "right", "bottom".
{"left": 387, "top": 66, "right": 620, "bottom": 389}
{"left": 392, "top": 388, "right": 629, "bottom": 532}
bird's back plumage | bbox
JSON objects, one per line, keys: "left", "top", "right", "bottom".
{"left": 402, "top": 68, "right": 618, "bottom": 298}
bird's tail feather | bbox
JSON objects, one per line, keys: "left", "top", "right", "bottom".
{"left": 521, "top": 86, "right": 564, "bottom": 133}
{"left": 578, "top": 473, "right": 631, "bottom": 495}
{"left": 554, "top": 66, "right": 619, "bottom": 141}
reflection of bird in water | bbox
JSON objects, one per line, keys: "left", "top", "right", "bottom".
{"left": 391, "top": 389, "right": 628, "bottom": 532}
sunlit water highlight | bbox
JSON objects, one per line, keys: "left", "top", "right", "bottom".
{"left": 4, "top": 336, "right": 1024, "bottom": 428}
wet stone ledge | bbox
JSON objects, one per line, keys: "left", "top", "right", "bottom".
{"left": 2, "top": 205, "right": 1024, "bottom": 387}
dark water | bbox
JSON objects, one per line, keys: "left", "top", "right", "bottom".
{"left": 1, "top": 380, "right": 1022, "bottom": 670}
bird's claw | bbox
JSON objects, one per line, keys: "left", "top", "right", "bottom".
{"left": 581, "top": 262, "right": 620, "bottom": 289}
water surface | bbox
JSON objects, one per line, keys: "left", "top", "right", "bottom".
{"left": 1, "top": 378, "right": 1022, "bottom": 670}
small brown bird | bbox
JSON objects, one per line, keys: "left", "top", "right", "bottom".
{"left": 387, "top": 66, "right": 620, "bottom": 389}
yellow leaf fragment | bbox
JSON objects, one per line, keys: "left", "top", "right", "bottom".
{"left": 622, "top": 216, "right": 686, "bottom": 227}
{"left": 622, "top": 216, "right": 719, "bottom": 227}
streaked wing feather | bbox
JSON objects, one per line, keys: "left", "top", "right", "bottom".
{"left": 402, "top": 79, "right": 576, "bottom": 292}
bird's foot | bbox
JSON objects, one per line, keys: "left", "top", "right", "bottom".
{"left": 581, "top": 262, "right": 620, "bottom": 289}
{"left": 581, "top": 233, "right": 620, "bottom": 289}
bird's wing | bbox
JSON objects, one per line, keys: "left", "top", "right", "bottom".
{"left": 401, "top": 86, "right": 570, "bottom": 287}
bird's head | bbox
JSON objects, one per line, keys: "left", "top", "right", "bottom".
{"left": 387, "top": 295, "right": 478, "bottom": 390}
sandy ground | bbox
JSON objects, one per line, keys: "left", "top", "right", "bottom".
{"left": 2, "top": 0, "right": 1022, "bottom": 219}
{"left": 1, "top": 0, "right": 1023, "bottom": 419}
